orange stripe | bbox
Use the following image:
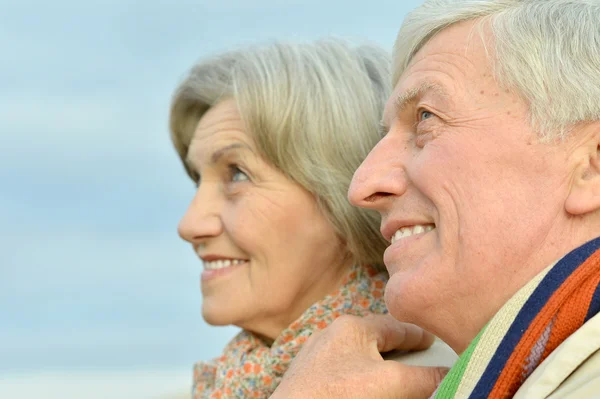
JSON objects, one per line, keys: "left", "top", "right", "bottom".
{"left": 542, "top": 272, "right": 600, "bottom": 360}
{"left": 488, "top": 249, "right": 600, "bottom": 399}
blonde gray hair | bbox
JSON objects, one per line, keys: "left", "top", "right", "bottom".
{"left": 393, "top": 0, "right": 600, "bottom": 140}
{"left": 170, "top": 39, "right": 391, "bottom": 268}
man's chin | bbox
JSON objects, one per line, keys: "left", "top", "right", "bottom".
{"left": 383, "top": 271, "right": 434, "bottom": 325}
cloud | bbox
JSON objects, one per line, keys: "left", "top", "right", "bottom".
{"left": 1, "top": 0, "right": 423, "bottom": 374}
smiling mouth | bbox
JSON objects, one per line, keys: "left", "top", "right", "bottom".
{"left": 390, "top": 224, "right": 436, "bottom": 244}
{"left": 203, "top": 259, "right": 248, "bottom": 271}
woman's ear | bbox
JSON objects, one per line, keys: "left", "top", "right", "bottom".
{"left": 565, "top": 127, "right": 600, "bottom": 216}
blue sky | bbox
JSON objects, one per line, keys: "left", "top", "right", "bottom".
{"left": 1, "top": 0, "right": 423, "bottom": 374}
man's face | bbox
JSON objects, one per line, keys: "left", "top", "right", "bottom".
{"left": 349, "top": 20, "right": 574, "bottom": 346}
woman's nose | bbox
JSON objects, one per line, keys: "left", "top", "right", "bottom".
{"left": 177, "top": 184, "right": 223, "bottom": 244}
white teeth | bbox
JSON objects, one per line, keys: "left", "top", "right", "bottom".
{"left": 203, "top": 259, "right": 246, "bottom": 270}
{"left": 390, "top": 224, "right": 435, "bottom": 244}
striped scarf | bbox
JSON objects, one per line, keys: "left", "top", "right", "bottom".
{"left": 433, "top": 236, "right": 600, "bottom": 398}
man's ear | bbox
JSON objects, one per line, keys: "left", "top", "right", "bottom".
{"left": 565, "top": 126, "right": 600, "bottom": 216}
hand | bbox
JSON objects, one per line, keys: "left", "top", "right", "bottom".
{"left": 270, "top": 314, "right": 449, "bottom": 399}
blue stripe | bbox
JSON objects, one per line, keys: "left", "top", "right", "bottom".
{"left": 470, "top": 236, "right": 600, "bottom": 398}
{"left": 585, "top": 283, "right": 600, "bottom": 323}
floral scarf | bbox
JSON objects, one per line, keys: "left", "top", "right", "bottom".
{"left": 192, "top": 263, "right": 388, "bottom": 399}
{"left": 433, "top": 236, "right": 600, "bottom": 398}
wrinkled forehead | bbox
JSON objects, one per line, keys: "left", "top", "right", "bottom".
{"left": 384, "top": 19, "right": 496, "bottom": 123}
{"left": 194, "top": 99, "right": 244, "bottom": 139}
{"left": 392, "top": 16, "right": 493, "bottom": 85}
{"left": 187, "top": 99, "right": 255, "bottom": 165}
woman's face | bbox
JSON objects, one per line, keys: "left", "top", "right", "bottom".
{"left": 178, "top": 99, "right": 350, "bottom": 339}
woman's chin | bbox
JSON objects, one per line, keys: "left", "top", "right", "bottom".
{"left": 203, "top": 319, "right": 233, "bottom": 327}
{"left": 201, "top": 304, "right": 238, "bottom": 326}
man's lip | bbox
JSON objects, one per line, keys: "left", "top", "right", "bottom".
{"left": 383, "top": 229, "right": 434, "bottom": 270}
{"left": 381, "top": 220, "right": 435, "bottom": 242}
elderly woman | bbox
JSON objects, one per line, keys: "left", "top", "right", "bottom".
{"left": 169, "top": 39, "right": 392, "bottom": 398}
{"left": 271, "top": 1, "right": 600, "bottom": 398}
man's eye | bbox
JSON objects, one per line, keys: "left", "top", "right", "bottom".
{"left": 419, "top": 109, "right": 434, "bottom": 121}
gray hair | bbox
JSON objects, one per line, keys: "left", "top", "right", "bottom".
{"left": 170, "top": 38, "right": 391, "bottom": 268}
{"left": 393, "top": 0, "right": 600, "bottom": 140}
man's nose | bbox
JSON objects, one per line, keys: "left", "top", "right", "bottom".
{"left": 348, "top": 135, "right": 409, "bottom": 211}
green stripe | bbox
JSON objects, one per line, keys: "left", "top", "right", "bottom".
{"left": 434, "top": 325, "right": 487, "bottom": 398}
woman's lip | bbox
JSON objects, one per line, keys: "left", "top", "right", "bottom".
{"left": 201, "top": 261, "right": 246, "bottom": 281}
{"left": 200, "top": 254, "right": 248, "bottom": 262}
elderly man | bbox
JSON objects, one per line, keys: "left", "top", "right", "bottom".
{"left": 271, "top": 0, "right": 600, "bottom": 398}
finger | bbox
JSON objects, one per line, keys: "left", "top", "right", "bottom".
{"left": 384, "top": 363, "right": 450, "bottom": 399}
{"left": 362, "top": 314, "right": 435, "bottom": 353}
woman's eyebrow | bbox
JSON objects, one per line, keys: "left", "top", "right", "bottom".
{"left": 185, "top": 142, "right": 254, "bottom": 171}
{"left": 210, "top": 143, "right": 254, "bottom": 164}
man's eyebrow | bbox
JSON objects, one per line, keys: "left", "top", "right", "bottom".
{"left": 394, "top": 81, "right": 450, "bottom": 114}
{"left": 379, "top": 82, "right": 449, "bottom": 134}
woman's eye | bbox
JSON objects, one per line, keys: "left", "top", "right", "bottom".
{"left": 230, "top": 166, "right": 249, "bottom": 182}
